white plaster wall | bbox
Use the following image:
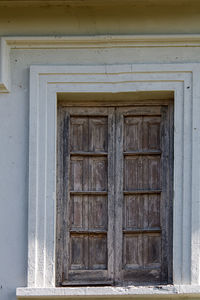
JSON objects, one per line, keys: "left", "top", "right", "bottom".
{"left": 0, "top": 45, "right": 200, "bottom": 300}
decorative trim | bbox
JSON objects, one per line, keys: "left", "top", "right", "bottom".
{"left": 6, "top": 34, "right": 200, "bottom": 48}
{"left": 16, "top": 285, "right": 200, "bottom": 298}
{"left": 20, "top": 63, "right": 200, "bottom": 298}
{"left": 0, "top": 38, "right": 10, "bottom": 92}
{"left": 2, "top": 34, "right": 200, "bottom": 92}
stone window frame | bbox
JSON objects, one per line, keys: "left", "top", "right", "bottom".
{"left": 17, "top": 63, "right": 200, "bottom": 298}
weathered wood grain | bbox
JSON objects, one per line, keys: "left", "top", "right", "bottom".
{"left": 57, "top": 107, "right": 115, "bottom": 285}
{"left": 116, "top": 105, "right": 173, "bottom": 284}
{"left": 56, "top": 102, "right": 173, "bottom": 286}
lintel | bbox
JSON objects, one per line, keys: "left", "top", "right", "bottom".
{"left": 2, "top": 34, "right": 200, "bottom": 92}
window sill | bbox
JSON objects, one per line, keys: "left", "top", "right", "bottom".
{"left": 16, "top": 285, "right": 200, "bottom": 299}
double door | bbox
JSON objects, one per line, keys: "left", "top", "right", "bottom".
{"left": 56, "top": 103, "right": 173, "bottom": 286}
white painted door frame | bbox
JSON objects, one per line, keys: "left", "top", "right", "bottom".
{"left": 16, "top": 63, "right": 200, "bottom": 298}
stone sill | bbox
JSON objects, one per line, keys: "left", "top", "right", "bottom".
{"left": 16, "top": 285, "right": 200, "bottom": 299}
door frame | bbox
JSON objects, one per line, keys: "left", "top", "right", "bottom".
{"left": 20, "top": 63, "right": 200, "bottom": 294}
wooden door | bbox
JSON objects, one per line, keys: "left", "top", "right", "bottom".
{"left": 56, "top": 107, "right": 115, "bottom": 286}
{"left": 56, "top": 103, "right": 173, "bottom": 286}
{"left": 115, "top": 105, "right": 173, "bottom": 284}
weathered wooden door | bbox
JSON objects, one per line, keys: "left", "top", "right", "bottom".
{"left": 115, "top": 105, "right": 173, "bottom": 284}
{"left": 57, "top": 107, "right": 115, "bottom": 285}
{"left": 56, "top": 103, "right": 173, "bottom": 286}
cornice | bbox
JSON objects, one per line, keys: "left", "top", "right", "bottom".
{"left": 2, "top": 34, "right": 200, "bottom": 92}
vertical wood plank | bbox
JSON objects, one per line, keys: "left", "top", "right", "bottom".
{"left": 160, "top": 105, "right": 171, "bottom": 283}
{"left": 115, "top": 108, "right": 124, "bottom": 283}
{"left": 107, "top": 108, "right": 115, "bottom": 281}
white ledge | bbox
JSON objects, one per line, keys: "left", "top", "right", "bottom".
{"left": 3, "top": 34, "right": 200, "bottom": 93}
{"left": 6, "top": 34, "right": 200, "bottom": 48}
{"left": 16, "top": 286, "right": 200, "bottom": 298}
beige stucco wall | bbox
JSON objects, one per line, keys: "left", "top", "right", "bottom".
{"left": 1, "top": 1, "right": 200, "bottom": 300}
{"left": 0, "top": 0, "right": 200, "bottom": 35}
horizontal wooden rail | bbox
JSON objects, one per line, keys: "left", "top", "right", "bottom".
{"left": 70, "top": 152, "right": 108, "bottom": 156}
{"left": 124, "top": 151, "right": 161, "bottom": 156}
{"left": 69, "top": 229, "right": 107, "bottom": 234}
{"left": 124, "top": 190, "right": 161, "bottom": 195}
{"left": 123, "top": 228, "right": 161, "bottom": 234}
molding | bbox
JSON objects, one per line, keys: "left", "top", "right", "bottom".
{"left": 2, "top": 34, "right": 200, "bottom": 92}
{"left": 16, "top": 285, "right": 200, "bottom": 298}
{"left": 23, "top": 63, "right": 200, "bottom": 297}
{"left": 6, "top": 34, "right": 200, "bottom": 48}
{"left": 0, "top": 38, "right": 10, "bottom": 93}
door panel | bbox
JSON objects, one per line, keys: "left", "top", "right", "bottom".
{"left": 116, "top": 105, "right": 172, "bottom": 285}
{"left": 124, "top": 194, "right": 160, "bottom": 229}
{"left": 57, "top": 107, "right": 115, "bottom": 286}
